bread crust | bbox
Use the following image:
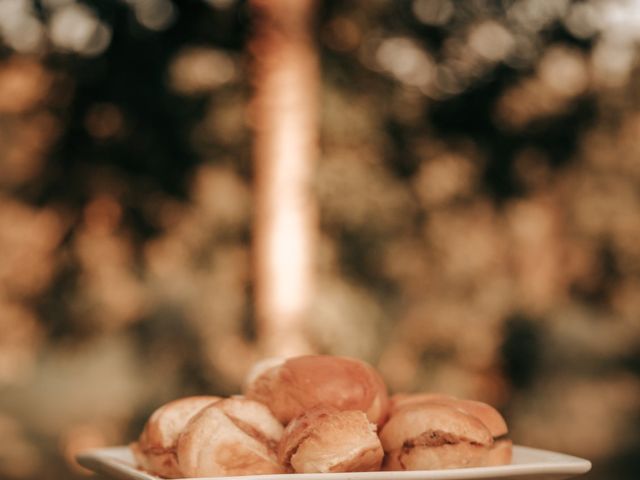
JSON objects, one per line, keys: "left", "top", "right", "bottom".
{"left": 390, "top": 393, "right": 508, "bottom": 437}
{"left": 279, "top": 409, "right": 384, "bottom": 473}
{"left": 244, "top": 355, "right": 389, "bottom": 427}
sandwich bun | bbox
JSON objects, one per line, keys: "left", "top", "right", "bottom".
{"left": 244, "top": 355, "right": 389, "bottom": 427}
{"left": 380, "top": 402, "right": 495, "bottom": 471}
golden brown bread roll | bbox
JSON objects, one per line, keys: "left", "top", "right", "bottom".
{"left": 389, "top": 392, "right": 512, "bottom": 468}
{"left": 131, "top": 396, "right": 221, "bottom": 478}
{"left": 380, "top": 402, "right": 499, "bottom": 470}
{"left": 390, "top": 393, "right": 508, "bottom": 437}
{"left": 278, "top": 408, "right": 384, "bottom": 473}
{"left": 176, "top": 396, "right": 286, "bottom": 477}
{"left": 244, "top": 355, "right": 389, "bottom": 427}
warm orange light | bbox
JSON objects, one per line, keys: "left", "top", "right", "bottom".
{"left": 250, "top": 0, "right": 319, "bottom": 356}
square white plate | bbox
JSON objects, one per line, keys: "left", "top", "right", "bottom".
{"left": 77, "top": 445, "right": 591, "bottom": 480}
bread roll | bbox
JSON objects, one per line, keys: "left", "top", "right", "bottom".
{"left": 278, "top": 408, "right": 384, "bottom": 473}
{"left": 244, "top": 355, "right": 389, "bottom": 426}
{"left": 131, "top": 396, "right": 220, "bottom": 478}
{"left": 380, "top": 403, "right": 496, "bottom": 471}
{"left": 390, "top": 393, "right": 508, "bottom": 437}
{"left": 176, "top": 396, "right": 286, "bottom": 477}
{"left": 389, "top": 392, "right": 512, "bottom": 468}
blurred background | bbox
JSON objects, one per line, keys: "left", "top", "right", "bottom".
{"left": 0, "top": 0, "right": 639, "bottom": 479}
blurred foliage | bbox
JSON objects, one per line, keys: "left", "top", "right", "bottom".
{"left": 0, "top": 0, "right": 639, "bottom": 479}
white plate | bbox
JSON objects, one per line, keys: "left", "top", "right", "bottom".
{"left": 76, "top": 445, "right": 591, "bottom": 480}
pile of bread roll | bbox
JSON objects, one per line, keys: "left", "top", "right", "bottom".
{"left": 131, "top": 355, "right": 512, "bottom": 478}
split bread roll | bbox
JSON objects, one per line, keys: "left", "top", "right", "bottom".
{"left": 244, "top": 355, "right": 389, "bottom": 427}
{"left": 390, "top": 393, "right": 512, "bottom": 466}
{"left": 176, "top": 396, "right": 286, "bottom": 477}
{"left": 278, "top": 409, "right": 384, "bottom": 473}
{"left": 380, "top": 402, "right": 511, "bottom": 470}
{"left": 131, "top": 396, "right": 221, "bottom": 478}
